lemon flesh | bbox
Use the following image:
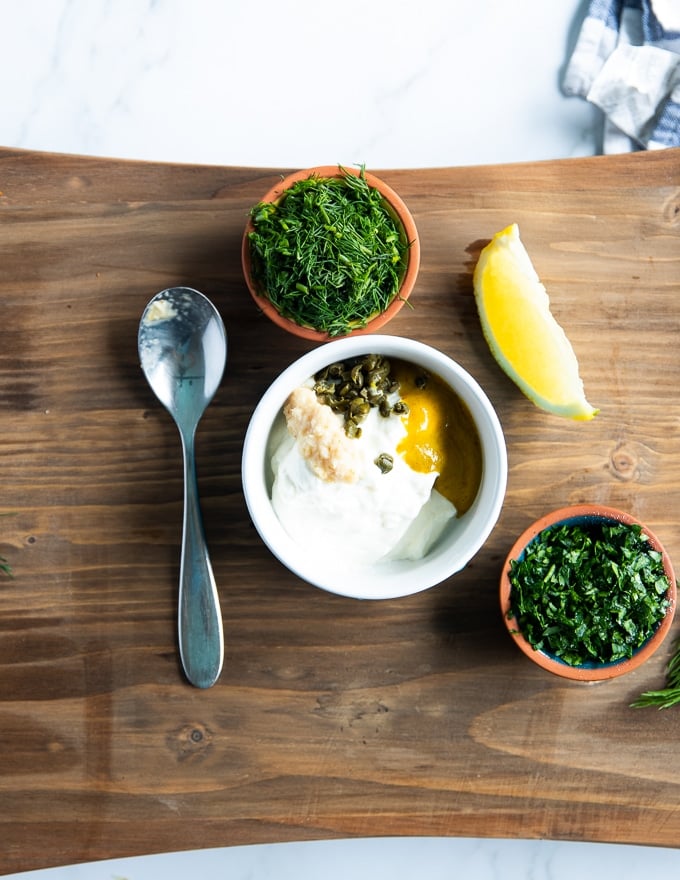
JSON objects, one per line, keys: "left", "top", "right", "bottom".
{"left": 473, "top": 223, "right": 598, "bottom": 420}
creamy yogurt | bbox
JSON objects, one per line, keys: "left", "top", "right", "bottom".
{"left": 270, "top": 385, "right": 456, "bottom": 566}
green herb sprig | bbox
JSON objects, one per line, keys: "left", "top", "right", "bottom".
{"left": 631, "top": 639, "right": 680, "bottom": 708}
{"left": 248, "top": 166, "right": 409, "bottom": 336}
{"left": 508, "top": 521, "right": 671, "bottom": 667}
{"left": 1, "top": 513, "right": 14, "bottom": 577}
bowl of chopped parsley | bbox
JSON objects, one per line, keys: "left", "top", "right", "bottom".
{"left": 500, "top": 504, "right": 676, "bottom": 681}
{"left": 242, "top": 165, "right": 420, "bottom": 340}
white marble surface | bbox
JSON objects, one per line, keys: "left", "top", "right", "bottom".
{"left": 9, "top": 838, "right": 680, "bottom": 880}
{"left": 4, "top": 0, "right": 602, "bottom": 169}
{"left": 3, "top": 0, "right": 680, "bottom": 878}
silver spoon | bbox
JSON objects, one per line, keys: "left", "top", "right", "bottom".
{"left": 138, "top": 286, "right": 226, "bottom": 688}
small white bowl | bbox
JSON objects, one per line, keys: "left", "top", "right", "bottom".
{"left": 241, "top": 335, "right": 507, "bottom": 599}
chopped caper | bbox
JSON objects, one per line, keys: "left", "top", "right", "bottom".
{"left": 314, "top": 379, "right": 335, "bottom": 395}
{"left": 350, "top": 363, "right": 364, "bottom": 386}
{"left": 313, "top": 354, "right": 407, "bottom": 437}
{"left": 350, "top": 398, "right": 370, "bottom": 417}
{"left": 374, "top": 453, "right": 394, "bottom": 474}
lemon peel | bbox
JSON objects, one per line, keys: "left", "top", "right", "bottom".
{"left": 473, "top": 223, "right": 598, "bottom": 421}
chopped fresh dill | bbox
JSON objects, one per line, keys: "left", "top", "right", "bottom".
{"left": 1, "top": 513, "right": 13, "bottom": 577}
{"left": 247, "top": 165, "right": 410, "bottom": 336}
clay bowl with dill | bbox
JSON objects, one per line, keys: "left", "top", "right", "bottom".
{"left": 500, "top": 504, "right": 677, "bottom": 682}
{"left": 241, "top": 165, "right": 420, "bottom": 340}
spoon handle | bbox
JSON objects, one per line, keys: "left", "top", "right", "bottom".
{"left": 178, "top": 432, "right": 224, "bottom": 688}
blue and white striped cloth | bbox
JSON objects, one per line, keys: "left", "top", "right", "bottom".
{"left": 563, "top": 0, "right": 680, "bottom": 151}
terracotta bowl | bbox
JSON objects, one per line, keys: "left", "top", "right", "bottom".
{"left": 500, "top": 504, "right": 676, "bottom": 681}
{"left": 241, "top": 165, "right": 420, "bottom": 341}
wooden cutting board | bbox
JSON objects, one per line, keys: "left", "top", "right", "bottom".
{"left": 1, "top": 146, "right": 679, "bottom": 873}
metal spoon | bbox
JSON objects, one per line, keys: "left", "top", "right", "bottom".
{"left": 138, "top": 286, "right": 226, "bottom": 688}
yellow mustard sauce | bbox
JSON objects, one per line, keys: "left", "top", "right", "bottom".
{"left": 393, "top": 359, "right": 483, "bottom": 515}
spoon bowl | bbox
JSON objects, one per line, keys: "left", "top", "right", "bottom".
{"left": 138, "top": 286, "right": 226, "bottom": 688}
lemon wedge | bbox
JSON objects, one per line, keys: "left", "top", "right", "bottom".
{"left": 473, "top": 223, "right": 598, "bottom": 420}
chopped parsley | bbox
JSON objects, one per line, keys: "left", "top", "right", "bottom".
{"left": 247, "top": 165, "right": 409, "bottom": 336}
{"left": 508, "top": 520, "right": 671, "bottom": 667}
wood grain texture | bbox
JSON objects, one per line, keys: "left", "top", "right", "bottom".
{"left": 1, "top": 146, "right": 679, "bottom": 873}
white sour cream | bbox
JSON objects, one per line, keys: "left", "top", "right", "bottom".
{"left": 270, "top": 387, "right": 456, "bottom": 567}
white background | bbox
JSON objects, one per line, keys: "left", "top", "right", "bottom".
{"left": 4, "top": 1, "right": 679, "bottom": 878}
{"left": 5, "top": 0, "right": 601, "bottom": 169}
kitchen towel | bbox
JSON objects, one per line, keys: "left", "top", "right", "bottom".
{"left": 562, "top": 0, "right": 680, "bottom": 152}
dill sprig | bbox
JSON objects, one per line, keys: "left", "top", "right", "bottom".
{"left": 1, "top": 514, "right": 12, "bottom": 577}
{"left": 247, "top": 165, "right": 409, "bottom": 336}
{"left": 631, "top": 637, "right": 680, "bottom": 708}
